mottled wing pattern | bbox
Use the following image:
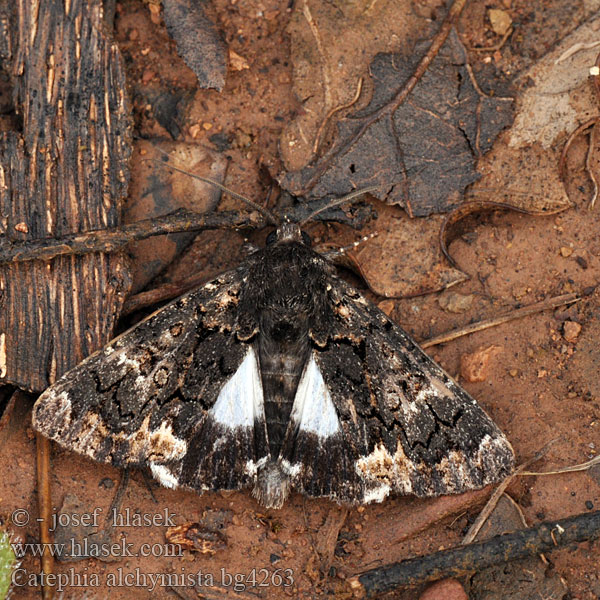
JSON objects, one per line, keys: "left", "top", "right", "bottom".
{"left": 281, "top": 277, "right": 515, "bottom": 504}
{"left": 33, "top": 268, "right": 269, "bottom": 494}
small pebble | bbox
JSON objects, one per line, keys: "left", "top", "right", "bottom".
{"left": 419, "top": 578, "right": 468, "bottom": 600}
{"left": 229, "top": 49, "right": 250, "bottom": 71}
{"left": 98, "top": 477, "right": 114, "bottom": 489}
{"left": 563, "top": 321, "right": 581, "bottom": 343}
{"left": 460, "top": 345, "right": 502, "bottom": 383}
{"left": 141, "top": 69, "right": 156, "bottom": 84}
{"left": 438, "top": 292, "right": 473, "bottom": 314}
{"left": 488, "top": 8, "right": 512, "bottom": 36}
{"left": 378, "top": 300, "right": 395, "bottom": 316}
{"left": 576, "top": 255, "right": 588, "bottom": 269}
{"left": 560, "top": 246, "right": 573, "bottom": 257}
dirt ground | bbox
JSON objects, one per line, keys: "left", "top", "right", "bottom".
{"left": 2, "top": 0, "right": 600, "bottom": 598}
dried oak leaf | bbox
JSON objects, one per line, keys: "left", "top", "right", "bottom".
{"left": 280, "top": 0, "right": 431, "bottom": 172}
{"left": 163, "top": 0, "right": 227, "bottom": 91}
{"left": 343, "top": 201, "right": 467, "bottom": 298}
{"left": 281, "top": 30, "right": 514, "bottom": 218}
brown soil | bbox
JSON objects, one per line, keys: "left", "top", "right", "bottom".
{"left": 2, "top": 1, "right": 600, "bottom": 599}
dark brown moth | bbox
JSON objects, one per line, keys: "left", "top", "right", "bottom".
{"left": 33, "top": 180, "right": 514, "bottom": 508}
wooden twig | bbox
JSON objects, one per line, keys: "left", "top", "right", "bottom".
{"left": 440, "top": 200, "right": 567, "bottom": 272}
{"left": 348, "top": 510, "right": 600, "bottom": 597}
{"left": 35, "top": 432, "right": 54, "bottom": 600}
{"left": 469, "top": 26, "right": 513, "bottom": 53}
{"left": 558, "top": 117, "right": 598, "bottom": 182}
{"left": 0, "top": 196, "right": 378, "bottom": 267}
{"left": 316, "top": 507, "right": 349, "bottom": 574}
{"left": 555, "top": 40, "right": 600, "bottom": 64}
{"left": 0, "top": 211, "right": 264, "bottom": 265}
{"left": 122, "top": 274, "right": 210, "bottom": 315}
{"left": 420, "top": 293, "right": 579, "bottom": 349}
{"left": 519, "top": 453, "right": 600, "bottom": 476}
{"left": 312, "top": 77, "right": 363, "bottom": 154}
{"left": 302, "top": 0, "right": 332, "bottom": 111}
{"left": 166, "top": 584, "right": 259, "bottom": 599}
{"left": 74, "top": 470, "right": 131, "bottom": 563}
{"left": 586, "top": 121, "right": 599, "bottom": 209}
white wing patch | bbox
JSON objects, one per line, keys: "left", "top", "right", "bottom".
{"left": 150, "top": 463, "right": 179, "bottom": 489}
{"left": 291, "top": 354, "right": 340, "bottom": 438}
{"left": 150, "top": 463, "right": 179, "bottom": 490}
{"left": 210, "top": 346, "right": 264, "bottom": 428}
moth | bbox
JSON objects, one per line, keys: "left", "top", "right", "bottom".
{"left": 33, "top": 179, "right": 515, "bottom": 509}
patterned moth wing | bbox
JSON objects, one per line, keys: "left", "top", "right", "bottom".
{"left": 32, "top": 267, "right": 271, "bottom": 493}
{"left": 33, "top": 222, "right": 515, "bottom": 508}
{"left": 278, "top": 277, "right": 515, "bottom": 504}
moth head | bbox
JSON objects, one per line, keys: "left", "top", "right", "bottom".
{"left": 266, "top": 222, "right": 311, "bottom": 246}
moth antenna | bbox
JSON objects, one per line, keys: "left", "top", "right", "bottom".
{"left": 321, "top": 231, "right": 379, "bottom": 259}
{"left": 299, "top": 186, "right": 381, "bottom": 226}
{"left": 146, "top": 156, "right": 280, "bottom": 226}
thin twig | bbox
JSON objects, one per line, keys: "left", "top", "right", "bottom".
{"left": 0, "top": 193, "right": 377, "bottom": 266}
{"left": 312, "top": 77, "right": 363, "bottom": 154}
{"left": 586, "top": 121, "right": 599, "bottom": 209}
{"left": 470, "top": 26, "right": 513, "bottom": 53}
{"left": 559, "top": 118, "right": 598, "bottom": 182}
{"left": 303, "top": 0, "right": 332, "bottom": 110}
{"left": 316, "top": 507, "right": 349, "bottom": 574}
{"left": 100, "top": 470, "right": 130, "bottom": 534}
{"left": 122, "top": 274, "right": 210, "bottom": 316}
{"left": 555, "top": 40, "right": 600, "bottom": 64}
{"left": 36, "top": 431, "right": 55, "bottom": 600}
{"left": 519, "top": 453, "right": 600, "bottom": 476}
{"left": 420, "top": 293, "right": 578, "bottom": 349}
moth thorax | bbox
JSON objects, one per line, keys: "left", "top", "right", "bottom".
{"left": 260, "top": 305, "right": 310, "bottom": 344}
{"left": 253, "top": 462, "right": 291, "bottom": 509}
{"left": 268, "top": 319, "right": 301, "bottom": 344}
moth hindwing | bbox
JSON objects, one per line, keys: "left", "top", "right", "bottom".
{"left": 33, "top": 221, "right": 515, "bottom": 508}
